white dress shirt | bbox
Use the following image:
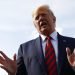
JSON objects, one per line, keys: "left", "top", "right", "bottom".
{"left": 40, "top": 31, "right": 58, "bottom": 63}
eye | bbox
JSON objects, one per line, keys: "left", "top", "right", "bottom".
{"left": 34, "top": 13, "right": 47, "bottom": 20}
{"left": 35, "top": 15, "right": 39, "bottom": 20}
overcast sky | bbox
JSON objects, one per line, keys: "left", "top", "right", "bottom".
{"left": 0, "top": 0, "right": 75, "bottom": 75}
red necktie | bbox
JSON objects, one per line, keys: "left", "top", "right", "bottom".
{"left": 45, "top": 37, "right": 58, "bottom": 75}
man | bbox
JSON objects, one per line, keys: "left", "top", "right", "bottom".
{"left": 0, "top": 5, "right": 75, "bottom": 75}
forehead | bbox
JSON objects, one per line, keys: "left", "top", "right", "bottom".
{"left": 32, "top": 7, "right": 51, "bottom": 17}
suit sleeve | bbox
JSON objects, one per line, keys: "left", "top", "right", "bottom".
{"left": 16, "top": 45, "right": 28, "bottom": 75}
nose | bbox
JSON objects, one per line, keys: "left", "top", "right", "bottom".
{"left": 39, "top": 15, "right": 44, "bottom": 21}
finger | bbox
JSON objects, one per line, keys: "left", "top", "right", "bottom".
{"left": 73, "top": 48, "right": 75, "bottom": 54}
{"left": 66, "top": 47, "right": 71, "bottom": 56}
{"left": 0, "top": 56, "right": 5, "bottom": 64}
{"left": 71, "top": 48, "right": 75, "bottom": 56}
{"left": 72, "top": 49, "right": 75, "bottom": 59}
{"left": 0, "top": 55, "right": 5, "bottom": 61}
{"left": 0, "top": 51, "right": 8, "bottom": 59}
{"left": 0, "top": 65, "right": 10, "bottom": 73}
{"left": 13, "top": 53, "right": 16, "bottom": 61}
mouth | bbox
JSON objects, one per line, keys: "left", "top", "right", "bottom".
{"left": 40, "top": 21, "right": 47, "bottom": 27}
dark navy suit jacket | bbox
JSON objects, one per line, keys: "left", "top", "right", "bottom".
{"left": 16, "top": 33, "right": 75, "bottom": 75}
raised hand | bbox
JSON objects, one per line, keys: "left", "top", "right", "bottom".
{"left": 0, "top": 51, "right": 17, "bottom": 75}
{"left": 66, "top": 47, "right": 75, "bottom": 68}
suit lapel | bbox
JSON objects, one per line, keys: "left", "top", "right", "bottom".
{"left": 58, "top": 33, "right": 67, "bottom": 75}
{"left": 34, "top": 36, "right": 47, "bottom": 75}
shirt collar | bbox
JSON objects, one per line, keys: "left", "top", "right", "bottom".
{"left": 40, "top": 31, "right": 57, "bottom": 42}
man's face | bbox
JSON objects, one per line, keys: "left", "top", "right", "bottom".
{"left": 33, "top": 8, "right": 56, "bottom": 36}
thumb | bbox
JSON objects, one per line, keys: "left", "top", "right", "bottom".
{"left": 66, "top": 47, "right": 71, "bottom": 57}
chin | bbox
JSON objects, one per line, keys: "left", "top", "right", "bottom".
{"left": 41, "top": 28, "right": 47, "bottom": 31}
{"left": 40, "top": 30, "right": 48, "bottom": 35}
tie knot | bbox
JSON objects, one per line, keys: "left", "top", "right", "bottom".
{"left": 46, "top": 36, "right": 52, "bottom": 41}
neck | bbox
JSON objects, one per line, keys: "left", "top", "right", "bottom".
{"left": 41, "top": 30, "right": 55, "bottom": 36}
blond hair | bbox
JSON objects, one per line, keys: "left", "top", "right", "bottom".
{"left": 32, "top": 4, "right": 54, "bottom": 18}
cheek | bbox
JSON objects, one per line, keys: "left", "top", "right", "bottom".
{"left": 33, "top": 21, "right": 41, "bottom": 30}
{"left": 33, "top": 21, "right": 38, "bottom": 27}
{"left": 34, "top": 24, "right": 40, "bottom": 30}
